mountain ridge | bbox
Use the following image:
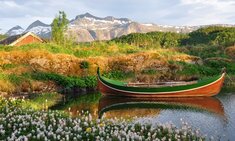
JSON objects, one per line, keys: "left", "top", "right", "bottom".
{"left": 5, "top": 25, "right": 24, "bottom": 36}
{"left": 3, "top": 13, "right": 235, "bottom": 42}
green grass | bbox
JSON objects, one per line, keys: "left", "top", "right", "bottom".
{"left": 103, "top": 70, "right": 135, "bottom": 80}
{"left": 0, "top": 64, "right": 18, "bottom": 70}
{"left": 173, "top": 61, "right": 217, "bottom": 76}
{"left": 0, "top": 73, "right": 25, "bottom": 85}
{"left": 0, "top": 73, "right": 7, "bottom": 80}
{"left": 53, "top": 93, "right": 102, "bottom": 110}
{"left": 141, "top": 69, "right": 158, "bottom": 75}
{"left": 0, "top": 43, "right": 74, "bottom": 54}
{"left": 21, "top": 93, "right": 62, "bottom": 110}
{"left": 0, "top": 34, "right": 234, "bottom": 94}
{"left": 183, "top": 45, "right": 229, "bottom": 59}
{"left": 30, "top": 72, "right": 97, "bottom": 88}
{"left": 0, "top": 42, "right": 145, "bottom": 58}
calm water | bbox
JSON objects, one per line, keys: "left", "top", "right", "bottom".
{"left": 57, "top": 89, "right": 235, "bottom": 140}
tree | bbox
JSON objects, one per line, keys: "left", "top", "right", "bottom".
{"left": 52, "top": 11, "right": 69, "bottom": 45}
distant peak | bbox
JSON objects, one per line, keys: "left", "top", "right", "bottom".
{"left": 83, "top": 12, "right": 94, "bottom": 17}
{"left": 104, "top": 16, "right": 115, "bottom": 21}
{"left": 10, "top": 25, "right": 23, "bottom": 29}
{"left": 75, "top": 12, "right": 98, "bottom": 19}
{"left": 31, "top": 20, "right": 46, "bottom": 25}
{"left": 73, "top": 13, "right": 131, "bottom": 22}
{"left": 14, "top": 25, "right": 23, "bottom": 28}
{"left": 26, "top": 20, "right": 49, "bottom": 31}
{"left": 7, "top": 25, "right": 24, "bottom": 31}
{"left": 5, "top": 25, "right": 24, "bottom": 36}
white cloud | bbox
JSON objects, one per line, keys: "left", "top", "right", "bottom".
{"left": 1, "top": 0, "right": 21, "bottom": 8}
{"left": 178, "top": 0, "right": 235, "bottom": 25}
{"left": 0, "top": 0, "right": 235, "bottom": 33}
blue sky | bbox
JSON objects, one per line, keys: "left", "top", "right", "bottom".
{"left": 0, "top": 0, "right": 235, "bottom": 33}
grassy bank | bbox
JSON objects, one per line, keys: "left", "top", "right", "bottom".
{"left": 0, "top": 42, "right": 202, "bottom": 95}
{"left": 1, "top": 26, "right": 235, "bottom": 95}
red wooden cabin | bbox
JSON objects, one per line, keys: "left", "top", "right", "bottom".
{"left": 0, "top": 32, "right": 44, "bottom": 46}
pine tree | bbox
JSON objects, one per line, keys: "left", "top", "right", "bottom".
{"left": 52, "top": 11, "right": 68, "bottom": 45}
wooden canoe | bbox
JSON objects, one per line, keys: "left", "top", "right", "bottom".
{"left": 97, "top": 68, "right": 225, "bottom": 97}
{"left": 98, "top": 96, "right": 225, "bottom": 118}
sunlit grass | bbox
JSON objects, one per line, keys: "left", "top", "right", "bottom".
{"left": 21, "top": 93, "right": 62, "bottom": 110}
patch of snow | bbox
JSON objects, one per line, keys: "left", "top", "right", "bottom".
{"left": 83, "top": 17, "right": 129, "bottom": 25}
{"left": 26, "top": 26, "right": 51, "bottom": 34}
{"left": 7, "top": 29, "right": 24, "bottom": 36}
{"left": 142, "top": 23, "right": 153, "bottom": 26}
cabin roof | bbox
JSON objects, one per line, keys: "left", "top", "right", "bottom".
{"left": 0, "top": 32, "right": 44, "bottom": 46}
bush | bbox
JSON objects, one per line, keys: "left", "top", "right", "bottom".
{"left": 174, "top": 61, "right": 217, "bottom": 76}
{"left": 80, "top": 61, "right": 89, "bottom": 69}
{"left": 1, "top": 64, "right": 17, "bottom": 70}
{"left": 141, "top": 69, "right": 157, "bottom": 75}
{"left": 8, "top": 74, "right": 24, "bottom": 85}
{"left": 204, "top": 59, "right": 235, "bottom": 74}
{"left": 31, "top": 72, "right": 97, "bottom": 88}
{"left": 103, "top": 70, "right": 134, "bottom": 80}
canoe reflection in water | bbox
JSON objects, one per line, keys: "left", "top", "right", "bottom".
{"left": 98, "top": 95, "right": 225, "bottom": 119}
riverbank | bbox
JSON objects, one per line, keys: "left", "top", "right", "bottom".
{"left": 1, "top": 42, "right": 235, "bottom": 96}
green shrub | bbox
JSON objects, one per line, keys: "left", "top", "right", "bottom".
{"left": 204, "top": 59, "right": 235, "bottom": 74}
{"left": 141, "top": 69, "right": 157, "bottom": 75}
{"left": 103, "top": 70, "right": 134, "bottom": 80}
{"left": 184, "top": 45, "right": 227, "bottom": 59}
{"left": 1, "top": 64, "right": 17, "bottom": 70}
{"left": 8, "top": 74, "right": 24, "bottom": 85}
{"left": 174, "top": 61, "right": 217, "bottom": 76}
{"left": 31, "top": 72, "right": 97, "bottom": 88}
{"left": 80, "top": 61, "right": 89, "bottom": 69}
{"left": 83, "top": 76, "right": 97, "bottom": 87}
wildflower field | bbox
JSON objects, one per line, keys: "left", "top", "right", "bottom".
{"left": 0, "top": 96, "right": 206, "bottom": 141}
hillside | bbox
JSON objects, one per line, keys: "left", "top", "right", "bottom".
{"left": 1, "top": 26, "right": 235, "bottom": 96}
{"left": 112, "top": 26, "right": 235, "bottom": 48}
{"left": 0, "top": 42, "right": 204, "bottom": 95}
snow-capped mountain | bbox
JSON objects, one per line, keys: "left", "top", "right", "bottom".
{"left": 67, "top": 13, "right": 134, "bottom": 42}
{"left": 5, "top": 25, "right": 24, "bottom": 36}
{"left": 25, "top": 20, "right": 51, "bottom": 39}
{"left": 66, "top": 13, "right": 201, "bottom": 42}
{"left": 4, "top": 13, "right": 235, "bottom": 42}
{"left": 69, "top": 12, "right": 131, "bottom": 29}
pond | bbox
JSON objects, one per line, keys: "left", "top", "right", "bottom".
{"left": 54, "top": 89, "right": 235, "bottom": 140}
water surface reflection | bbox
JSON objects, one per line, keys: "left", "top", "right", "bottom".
{"left": 98, "top": 96, "right": 225, "bottom": 119}
{"left": 57, "top": 91, "right": 235, "bottom": 140}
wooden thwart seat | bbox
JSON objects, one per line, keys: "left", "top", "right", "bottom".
{"left": 126, "top": 81, "right": 198, "bottom": 87}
